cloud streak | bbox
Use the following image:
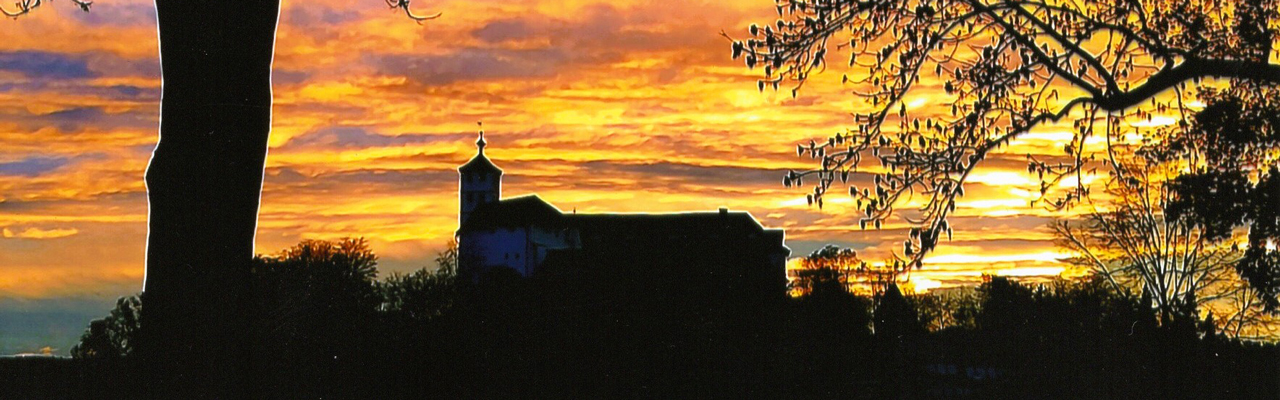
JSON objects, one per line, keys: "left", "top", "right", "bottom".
{"left": 0, "top": 156, "right": 68, "bottom": 176}
{"left": 0, "top": 51, "right": 94, "bottom": 79}
{"left": 2, "top": 226, "right": 79, "bottom": 239}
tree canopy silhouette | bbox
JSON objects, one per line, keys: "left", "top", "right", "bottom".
{"left": 793, "top": 244, "right": 918, "bottom": 296}
{"left": 71, "top": 294, "right": 142, "bottom": 360}
{"left": 729, "top": 0, "right": 1280, "bottom": 267}
{"left": 1148, "top": 85, "right": 1280, "bottom": 312}
{"left": 255, "top": 238, "right": 382, "bottom": 331}
{"left": 792, "top": 245, "right": 861, "bottom": 296}
{"left": 379, "top": 240, "right": 460, "bottom": 322}
{"left": 34, "top": 238, "right": 1280, "bottom": 398}
{"left": 250, "top": 238, "right": 387, "bottom": 399}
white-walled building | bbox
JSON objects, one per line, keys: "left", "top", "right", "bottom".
{"left": 455, "top": 132, "right": 789, "bottom": 288}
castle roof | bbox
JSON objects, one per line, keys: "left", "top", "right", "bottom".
{"left": 565, "top": 209, "right": 763, "bottom": 233}
{"left": 458, "top": 195, "right": 789, "bottom": 253}
{"left": 459, "top": 195, "right": 561, "bottom": 232}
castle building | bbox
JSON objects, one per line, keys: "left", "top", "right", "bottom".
{"left": 455, "top": 132, "right": 790, "bottom": 291}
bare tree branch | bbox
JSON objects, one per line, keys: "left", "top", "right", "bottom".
{"left": 729, "top": 0, "right": 1280, "bottom": 268}
{"left": 2, "top": 0, "right": 90, "bottom": 18}
{"left": 1052, "top": 131, "right": 1274, "bottom": 336}
{"left": 386, "top": 0, "right": 440, "bottom": 23}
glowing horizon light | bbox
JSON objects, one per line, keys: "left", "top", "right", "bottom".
{"left": 922, "top": 251, "right": 1074, "bottom": 265}
{"left": 906, "top": 277, "right": 943, "bottom": 293}
{"left": 966, "top": 171, "right": 1034, "bottom": 186}
{"left": 780, "top": 197, "right": 809, "bottom": 207}
{"left": 960, "top": 199, "right": 1026, "bottom": 209}
{"left": 1129, "top": 115, "right": 1177, "bottom": 127}
{"left": 1, "top": 227, "right": 79, "bottom": 239}
{"left": 1017, "top": 131, "right": 1075, "bottom": 142}
{"left": 907, "top": 97, "right": 928, "bottom": 109}
{"left": 995, "top": 267, "right": 1066, "bottom": 277}
{"left": 1008, "top": 188, "right": 1036, "bottom": 198}
{"left": 1056, "top": 173, "right": 1100, "bottom": 188}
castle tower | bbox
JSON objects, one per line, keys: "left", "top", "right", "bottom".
{"left": 458, "top": 129, "right": 502, "bottom": 226}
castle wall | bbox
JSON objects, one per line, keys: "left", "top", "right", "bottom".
{"left": 459, "top": 227, "right": 530, "bottom": 275}
{"left": 527, "top": 225, "right": 579, "bottom": 269}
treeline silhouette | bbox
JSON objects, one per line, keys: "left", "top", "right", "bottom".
{"left": 4, "top": 238, "right": 1277, "bottom": 399}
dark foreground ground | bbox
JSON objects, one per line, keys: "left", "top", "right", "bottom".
{"left": 2, "top": 334, "right": 1276, "bottom": 400}
{"left": 2, "top": 258, "right": 1277, "bottom": 399}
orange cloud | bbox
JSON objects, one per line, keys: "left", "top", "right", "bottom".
{"left": 2, "top": 227, "right": 79, "bottom": 239}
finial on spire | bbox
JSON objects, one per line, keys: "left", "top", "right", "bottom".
{"left": 476, "top": 121, "right": 486, "bottom": 152}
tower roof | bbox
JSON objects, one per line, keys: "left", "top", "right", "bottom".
{"left": 459, "top": 131, "right": 502, "bottom": 174}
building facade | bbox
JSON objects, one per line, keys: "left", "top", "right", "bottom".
{"left": 455, "top": 133, "right": 790, "bottom": 291}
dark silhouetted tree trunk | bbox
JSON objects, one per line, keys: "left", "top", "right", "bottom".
{"left": 141, "top": 0, "right": 280, "bottom": 397}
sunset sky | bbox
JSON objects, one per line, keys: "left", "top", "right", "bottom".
{"left": 0, "top": 0, "right": 1198, "bottom": 354}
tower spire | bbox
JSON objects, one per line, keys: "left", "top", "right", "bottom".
{"left": 459, "top": 121, "right": 502, "bottom": 228}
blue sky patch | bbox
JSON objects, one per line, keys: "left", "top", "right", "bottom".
{"left": 0, "top": 51, "right": 95, "bottom": 79}
{"left": 0, "top": 156, "right": 69, "bottom": 177}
